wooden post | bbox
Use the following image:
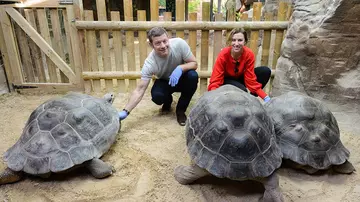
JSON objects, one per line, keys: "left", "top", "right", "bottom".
{"left": 262, "top": 12, "right": 273, "bottom": 94}
{"left": 84, "top": 10, "right": 97, "bottom": 92}
{"left": 163, "top": 12, "right": 172, "bottom": 37}
{"left": 272, "top": 2, "right": 287, "bottom": 69}
{"left": 62, "top": 9, "right": 75, "bottom": 74}
{"left": 124, "top": 0, "right": 136, "bottom": 91}
{"left": 213, "top": 13, "right": 223, "bottom": 66}
{"left": 261, "top": 12, "right": 273, "bottom": 67}
{"left": 137, "top": 10, "right": 147, "bottom": 68}
{"left": 25, "top": 9, "right": 46, "bottom": 83}
{"left": 96, "top": 0, "right": 113, "bottom": 92}
{"left": 0, "top": 7, "right": 23, "bottom": 85}
{"left": 50, "top": 8, "right": 68, "bottom": 83}
{"left": 111, "top": 11, "right": 125, "bottom": 93}
{"left": 176, "top": 0, "right": 185, "bottom": 38}
{"left": 240, "top": 13, "right": 248, "bottom": 21}
{"left": 150, "top": 0, "right": 159, "bottom": 21}
{"left": 200, "top": 2, "right": 210, "bottom": 94}
{"left": 163, "top": 12, "right": 172, "bottom": 21}
{"left": 227, "top": 2, "right": 235, "bottom": 21}
{"left": 0, "top": 9, "right": 14, "bottom": 90}
{"left": 249, "top": 2, "right": 262, "bottom": 57}
{"left": 188, "top": 13, "right": 197, "bottom": 57}
{"left": 37, "top": 8, "right": 57, "bottom": 83}
{"left": 66, "top": 1, "right": 85, "bottom": 90}
{"left": 14, "top": 9, "right": 35, "bottom": 82}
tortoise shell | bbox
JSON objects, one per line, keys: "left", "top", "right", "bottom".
{"left": 3, "top": 93, "right": 120, "bottom": 175}
{"left": 265, "top": 91, "right": 350, "bottom": 169}
{"left": 186, "top": 85, "right": 282, "bottom": 180}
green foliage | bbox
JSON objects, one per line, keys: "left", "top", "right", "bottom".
{"left": 159, "top": 0, "right": 166, "bottom": 7}
{"left": 188, "top": 0, "right": 200, "bottom": 13}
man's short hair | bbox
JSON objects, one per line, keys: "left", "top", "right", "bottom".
{"left": 147, "top": 27, "right": 168, "bottom": 43}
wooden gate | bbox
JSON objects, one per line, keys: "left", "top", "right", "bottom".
{"left": 0, "top": 1, "right": 83, "bottom": 93}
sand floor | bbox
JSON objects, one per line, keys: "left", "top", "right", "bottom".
{"left": 0, "top": 92, "right": 359, "bottom": 202}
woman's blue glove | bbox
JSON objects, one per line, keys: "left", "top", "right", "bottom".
{"left": 263, "top": 96, "right": 271, "bottom": 103}
{"left": 168, "top": 66, "right": 183, "bottom": 87}
{"left": 118, "top": 110, "right": 129, "bottom": 120}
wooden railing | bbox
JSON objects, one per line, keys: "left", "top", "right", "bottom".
{"left": 0, "top": 0, "right": 292, "bottom": 94}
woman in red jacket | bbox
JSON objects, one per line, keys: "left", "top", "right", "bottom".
{"left": 208, "top": 28, "right": 271, "bottom": 102}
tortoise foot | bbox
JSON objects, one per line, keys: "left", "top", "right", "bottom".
{"left": 262, "top": 189, "right": 284, "bottom": 202}
{"left": 259, "top": 173, "right": 284, "bottom": 202}
{"left": 333, "top": 160, "right": 355, "bottom": 174}
{"left": 0, "top": 167, "right": 23, "bottom": 185}
{"left": 85, "top": 158, "right": 113, "bottom": 179}
{"left": 174, "top": 164, "right": 209, "bottom": 185}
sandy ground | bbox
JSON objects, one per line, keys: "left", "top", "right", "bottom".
{"left": 0, "top": 91, "right": 360, "bottom": 202}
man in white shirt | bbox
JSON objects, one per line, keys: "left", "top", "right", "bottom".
{"left": 118, "top": 27, "right": 198, "bottom": 126}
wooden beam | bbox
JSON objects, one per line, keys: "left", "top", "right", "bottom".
{"left": 200, "top": 2, "right": 210, "bottom": 94}
{"left": 176, "top": 0, "right": 185, "bottom": 38}
{"left": 188, "top": 13, "right": 197, "bottom": 57}
{"left": 75, "top": 21, "right": 289, "bottom": 31}
{"left": 5, "top": 7, "right": 76, "bottom": 83}
{"left": 0, "top": 7, "right": 23, "bottom": 85}
{"left": 37, "top": 8, "right": 58, "bottom": 83}
{"left": 12, "top": 0, "right": 67, "bottom": 8}
{"left": 96, "top": 0, "right": 112, "bottom": 91}
{"left": 83, "top": 70, "right": 275, "bottom": 80}
{"left": 68, "top": 0, "right": 85, "bottom": 89}
{"left": 150, "top": 0, "right": 159, "bottom": 21}
{"left": 213, "top": 13, "right": 223, "bottom": 66}
{"left": 272, "top": 2, "right": 288, "bottom": 69}
{"left": 249, "top": 2, "right": 262, "bottom": 56}
{"left": 14, "top": 83, "right": 83, "bottom": 93}
{"left": 0, "top": 8, "right": 14, "bottom": 89}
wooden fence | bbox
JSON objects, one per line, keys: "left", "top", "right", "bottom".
{"left": 0, "top": 0, "right": 292, "bottom": 94}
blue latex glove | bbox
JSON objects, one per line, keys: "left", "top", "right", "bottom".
{"left": 118, "top": 110, "right": 129, "bottom": 120}
{"left": 263, "top": 96, "right": 271, "bottom": 103}
{"left": 168, "top": 66, "right": 183, "bottom": 87}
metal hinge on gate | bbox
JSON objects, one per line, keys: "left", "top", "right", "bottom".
{"left": 12, "top": 84, "right": 38, "bottom": 89}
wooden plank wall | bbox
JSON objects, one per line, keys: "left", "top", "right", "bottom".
{"left": 1, "top": 1, "right": 292, "bottom": 94}
{"left": 79, "top": 1, "right": 292, "bottom": 94}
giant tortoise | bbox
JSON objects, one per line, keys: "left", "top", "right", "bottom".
{"left": 174, "top": 85, "right": 284, "bottom": 202}
{"left": 0, "top": 92, "right": 120, "bottom": 185}
{"left": 265, "top": 91, "right": 355, "bottom": 174}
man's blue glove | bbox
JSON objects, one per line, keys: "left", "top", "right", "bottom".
{"left": 168, "top": 66, "right": 183, "bottom": 87}
{"left": 118, "top": 110, "right": 129, "bottom": 120}
{"left": 263, "top": 96, "right": 271, "bottom": 103}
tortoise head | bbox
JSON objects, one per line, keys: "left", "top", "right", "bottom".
{"left": 103, "top": 93, "right": 115, "bottom": 104}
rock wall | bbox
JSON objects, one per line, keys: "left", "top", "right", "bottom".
{"left": 271, "top": 0, "right": 360, "bottom": 103}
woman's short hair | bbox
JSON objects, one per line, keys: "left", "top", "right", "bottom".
{"left": 226, "top": 28, "right": 248, "bottom": 46}
{"left": 147, "top": 27, "right": 168, "bottom": 43}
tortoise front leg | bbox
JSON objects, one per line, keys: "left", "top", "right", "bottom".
{"left": 85, "top": 158, "right": 114, "bottom": 179}
{"left": 174, "top": 164, "right": 210, "bottom": 185}
{"left": 256, "top": 173, "right": 284, "bottom": 202}
{"left": 0, "top": 167, "right": 23, "bottom": 185}
{"left": 333, "top": 160, "right": 355, "bottom": 174}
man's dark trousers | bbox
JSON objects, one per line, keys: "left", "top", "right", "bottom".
{"left": 151, "top": 70, "right": 198, "bottom": 113}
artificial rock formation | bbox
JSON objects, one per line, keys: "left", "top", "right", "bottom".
{"left": 271, "top": 0, "right": 360, "bottom": 103}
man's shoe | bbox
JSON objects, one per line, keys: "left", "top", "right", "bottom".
{"left": 161, "top": 103, "right": 171, "bottom": 113}
{"left": 176, "top": 111, "right": 187, "bottom": 126}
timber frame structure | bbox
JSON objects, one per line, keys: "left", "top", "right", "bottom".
{"left": 0, "top": 0, "right": 292, "bottom": 94}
